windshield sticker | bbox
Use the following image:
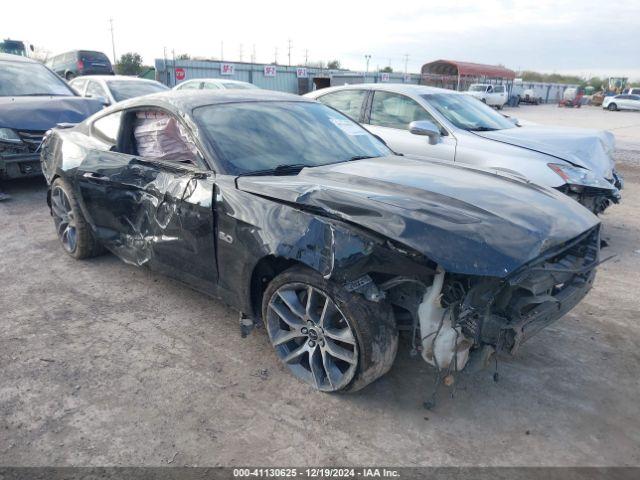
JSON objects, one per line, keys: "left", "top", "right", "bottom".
{"left": 329, "top": 118, "right": 367, "bottom": 136}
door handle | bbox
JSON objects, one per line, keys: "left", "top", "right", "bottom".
{"left": 82, "top": 172, "right": 109, "bottom": 181}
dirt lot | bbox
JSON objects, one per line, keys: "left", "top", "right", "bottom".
{"left": 1, "top": 105, "right": 639, "bottom": 467}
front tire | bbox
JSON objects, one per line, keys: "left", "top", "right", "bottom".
{"left": 262, "top": 266, "right": 398, "bottom": 392}
{"left": 608, "top": 103, "right": 618, "bottom": 111}
{"left": 50, "top": 177, "right": 102, "bottom": 259}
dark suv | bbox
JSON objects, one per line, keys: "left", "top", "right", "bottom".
{"left": 0, "top": 53, "right": 103, "bottom": 180}
{"left": 45, "top": 50, "right": 114, "bottom": 80}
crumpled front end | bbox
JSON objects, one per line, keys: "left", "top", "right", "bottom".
{"left": 415, "top": 225, "right": 600, "bottom": 375}
{"left": 373, "top": 225, "right": 600, "bottom": 378}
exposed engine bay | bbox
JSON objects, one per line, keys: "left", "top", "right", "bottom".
{"left": 367, "top": 225, "right": 600, "bottom": 378}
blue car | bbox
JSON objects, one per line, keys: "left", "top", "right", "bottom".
{"left": 0, "top": 53, "right": 104, "bottom": 181}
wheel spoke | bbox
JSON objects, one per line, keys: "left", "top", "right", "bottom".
{"left": 277, "top": 289, "right": 306, "bottom": 319}
{"left": 309, "top": 346, "right": 325, "bottom": 389}
{"left": 51, "top": 195, "right": 65, "bottom": 218}
{"left": 323, "top": 339, "right": 357, "bottom": 365}
{"left": 57, "top": 220, "right": 68, "bottom": 237}
{"left": 305, "top": 286, "right": 323, "bottom": 323}
{"left": 324, "top": 326, "right": 356, "bottom": 345}
{"left": 272, "top": 328, "right": 304, "bottom": 346}
{"left": 318, "top": 298, "right": 337, "bottom": 329}
{"left": 320, "top": 349, "right": 340, "bottom": 389}
{"left": 283, "top": 343, "right": 308, "bottom": 364}
{"left": 270, "top": 302, "right": 305, "bottom": 329}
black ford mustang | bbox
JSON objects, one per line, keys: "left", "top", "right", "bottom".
{"left": 41, "top": 90, "right": 601, "bottom": 393}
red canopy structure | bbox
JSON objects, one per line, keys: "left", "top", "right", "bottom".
{"left": 421, "top": 59, "right": 516, "bottom": 91}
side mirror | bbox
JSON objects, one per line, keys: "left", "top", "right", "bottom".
{"left": 409, "top": 120, "right": 441, "bottom": 145}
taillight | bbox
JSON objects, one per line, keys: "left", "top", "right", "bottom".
{"left": 76, "top": 59, "right": 84, "bottom": 70}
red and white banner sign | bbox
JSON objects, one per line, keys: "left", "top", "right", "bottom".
{"left": 175, "top": 68, "right": 186, "bottom": 81}
{"left": 380, "top": 72, "right": 390, "bottom": 82}
{"left": 264, "top": 65, "right": 277, "bottom": 77}
{"left": 296, "top": 67, "right": 308, "bottom": 78}
{"left": 220, "top": 63, "right": 235, "bottom": 76}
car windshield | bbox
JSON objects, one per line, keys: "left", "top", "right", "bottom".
{"left": 469, "top": 85, "right": 487, "bottom": 92}
{"left": 221, "top": 82, "right": 258, "bottom": 90}
{"left": 422, "top": 93, "right": 515, "bottom": 131}
{"left": 195, "top": 101, "right": 391, "bottom": 175}
{"left": 0, "top": 61, "right": 73, "bottom": 97}
{"left": 107, "top": 80, "right": 168, "bottom": 102}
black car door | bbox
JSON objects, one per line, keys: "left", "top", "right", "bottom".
{"left": 75, "top": 108, "right": 218, "bottom": 294}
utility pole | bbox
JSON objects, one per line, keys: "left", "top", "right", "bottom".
{"left": 364, "top": 54, "right": 371, "bottom": 73}
{"left": 109, "top": 18, "right": 117, "bottom": 64}
{"left": 287, "top": 38, "right": 292, "bottom": 66}
{"left": 239, "top": 44, "right": 243, "bottom": 62}
{"left": 403, "top": 53, "right": 409, "bottom": 73}
{"left": 274, "top": 47, "right": 278, "bottom": 65}
{"left": 304, "top": 49, "right": 309, "bottom": 66}
{"left": 251, "top": 44, "right": 256, "bottom": 63}
{"left": 220, "top": 41, "right": 224, "bottom": 61}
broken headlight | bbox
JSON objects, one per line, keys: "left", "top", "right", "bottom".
{"left": 0, "top": 128, "right": 22, "bottom": 143}
{"left": 0, "top": 128, "right": 28, "bottom": 156}
{"left": 548, "top": 163, "right": 616, "bottom": 191}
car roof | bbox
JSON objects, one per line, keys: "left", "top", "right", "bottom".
{"left": 74, "top": 75, "right": 163, "bottom": 84}
{"left": 109, "top": 89, "right": 313, "bottom": 112}
{"left": 182, "top": 78, "right": 251, "bottom": 84}
{"left": 0, "top": 53, "right": 39, "bottom": 64}
{"left": 306, "top": 82, "right": 461, "bottom": 97}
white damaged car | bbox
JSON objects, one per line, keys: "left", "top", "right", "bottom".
{"left": 306, "top": 84, "right": 622, "bottom": 214}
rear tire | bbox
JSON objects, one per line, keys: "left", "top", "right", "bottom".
{"left": 262, "top": 266, "right": 398, "bottom": 392}
{"left": 50, "top": 177, "right": 103, "bottom": 259}
{"left": 608, "top": 103, "right": 617, "bottom": 111}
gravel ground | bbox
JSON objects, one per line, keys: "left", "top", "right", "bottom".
{"left": 1, "top": 106, "right": 639, "bottom": 467}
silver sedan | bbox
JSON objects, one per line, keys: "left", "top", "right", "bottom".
{"left": 305, "top": 83, "right": 622, "bottom": 213}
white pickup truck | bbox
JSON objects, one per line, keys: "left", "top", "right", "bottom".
{"left": 466, "top": 83, "right": 508, "bottom": 109}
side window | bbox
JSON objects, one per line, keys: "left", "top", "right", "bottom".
{"left": 177, "top": 81, "right": 201, "bottom": 90}
{"left": 86, "top": 81, "right": 108, "bottom": 99}
{"left": 494, "top": 85, "right": 504, "bottom": 93}
{"left": 370, "top": 91, "right": 436, "bottom": 130}
{"left": 70, "top": 79, "right": 87, "bottom": 95}
{"left": 317, "top": 90, "right": 367, "bottom": 121}
{"left": 203, "top": 82, "right": 221, "bottom": 90}
{"left": 92, "top": 111, "right": 122, "bottom": 145}
{"left": 129, "top": 110, "right": 199, "bottom": 165}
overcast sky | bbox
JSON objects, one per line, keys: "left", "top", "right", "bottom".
{"left": 5, "top": 0, "right": 640, "bottom": 80}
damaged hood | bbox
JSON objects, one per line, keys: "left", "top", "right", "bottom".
{"left": 237, "top": 156, "right": 599, "bottom": 277}
{"left": 0, "top": 96, "right": 103, "bottom": 131}
{"left": 473, "top": 125, "right": 616, "bottom": 179}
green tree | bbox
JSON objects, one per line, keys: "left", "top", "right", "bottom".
{"left": 327, "top": 60, "right": 341, "bottom": 69}
{"left": 116, "top": 52, "right": 143, "bottom": 75}
{"left": 588, "top": 76, "right": 604, "bottom": 90}
{"left": 380, "top": 66, "right": 393, "bottom": 73}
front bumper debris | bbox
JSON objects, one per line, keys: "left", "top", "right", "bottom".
{"left": 0, "top": 153, "right": 43, "bottom": 179}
